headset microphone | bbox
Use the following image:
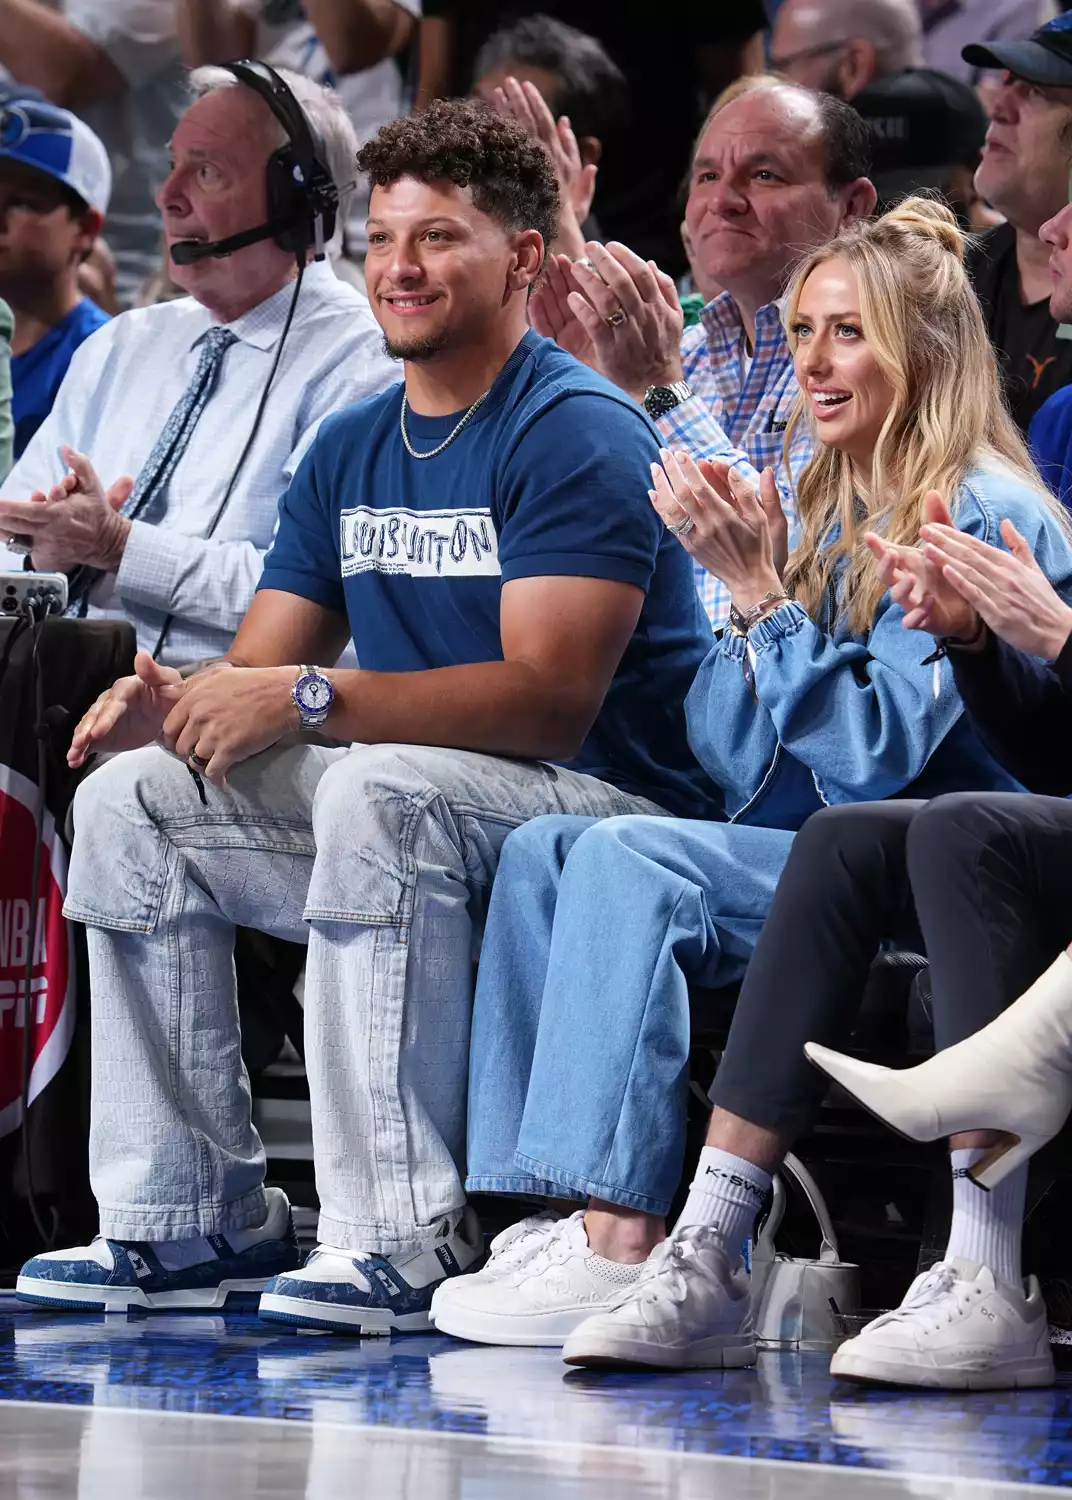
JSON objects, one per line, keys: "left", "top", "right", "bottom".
{"left": 170, "top": 220, "right": 287, "bottom": 265}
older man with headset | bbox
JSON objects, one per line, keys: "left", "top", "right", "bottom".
{"left": 0, "top": 62, "right": 393, "bottom": 665}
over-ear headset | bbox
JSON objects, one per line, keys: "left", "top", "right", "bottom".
{"left": 170, "top": 59, "right": 339, "bottom": 264}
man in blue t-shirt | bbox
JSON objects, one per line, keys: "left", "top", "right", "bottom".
{"left": 19, "top": 100, "right": 719, "bottom": 1331}
{"left": 0, "top": 98, "right": 111, "bottom": 459}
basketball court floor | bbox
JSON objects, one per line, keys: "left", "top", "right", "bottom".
{"left": 0, "top": 1296, "right": 1069, "bottom": 1497}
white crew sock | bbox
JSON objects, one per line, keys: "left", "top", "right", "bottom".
{"left": 676, "top": 1146, "right": 771, "bottom": 1263}
{"left": 944, "top": 1148, "right": 1027, "bottom": 1287}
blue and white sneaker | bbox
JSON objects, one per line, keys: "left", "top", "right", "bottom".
{"left": 258, "top": 1206, "right": 483, "bottom": 1334}
{"left": 16, "top": 1187, "right": 300, "bottom": 1313}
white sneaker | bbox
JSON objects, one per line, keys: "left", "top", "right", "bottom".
{"left": 430, "top": 1211, "right": 560, "bottom": 1318}
{"left": 430, "top": 1211, "right": 643, "bottom": 1347}
{"left": 561, "top": 1223, "right": 756, "bottom": 1370}
{"left": 258, "top": 1206, "right": 483, "bottom": 1334}
{"left": 829, "top": 1257, "right": 1055, "bottom": 1390}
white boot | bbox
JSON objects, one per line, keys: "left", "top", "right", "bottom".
{"left": 805, "top": 951, "right": 1072, "bottom": 1189}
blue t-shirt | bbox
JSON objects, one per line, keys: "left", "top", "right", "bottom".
{"left": 11, "top": 297, "right": 110, "bottom": 460}
{"left": 260, "top": 329, "right": 720, "bottom": 818}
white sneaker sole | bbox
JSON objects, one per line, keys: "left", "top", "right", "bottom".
{"left": 431, "top": 1299, "right": 605, "bottom": 1347}
{"left": 257, "top": 1290, "right": 432, "bottom": 1335}
{"left": 562, "top": 1330, "right": 757, "bottom": 1370}
{"left": 15, "top": 1275, "right": 272, "bottom": 1313}
{"left": 830, "top": 1345, "right": 1056, "bottom": 1390}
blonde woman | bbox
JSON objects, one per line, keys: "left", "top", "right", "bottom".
{"left": 430, "top": 198, "right": 1072, "bottom": 1375}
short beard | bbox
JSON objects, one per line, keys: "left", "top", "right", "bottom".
{"left": 382, "top": 329, "right": 451, "bottom": 363}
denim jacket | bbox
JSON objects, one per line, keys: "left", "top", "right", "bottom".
{"left": 685, "top": 464, "right": 1072, "bottom": 830}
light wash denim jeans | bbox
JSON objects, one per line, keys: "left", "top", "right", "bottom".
{"left": 466, "top": 814, "right": 798, "bottom": 1217}
{"left": 63, "top": 738, "right": 663, "bottom": 1254}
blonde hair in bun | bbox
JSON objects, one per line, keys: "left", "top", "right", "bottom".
{"left": 876, "top": 194, "right": 966, "bottom": 261}
{"left": 781, "top": 193, "right": 1063, "bottom": 633}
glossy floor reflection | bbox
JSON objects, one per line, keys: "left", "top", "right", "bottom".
{"left": 0, "top": 1295, "right": 1070, "bottom": 1497}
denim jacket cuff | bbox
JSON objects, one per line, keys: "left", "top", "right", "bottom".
{"left": 746, "top": 599, "right": 808, "bottom": 651}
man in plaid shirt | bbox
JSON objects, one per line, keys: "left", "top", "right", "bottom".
{"left": 531, "top": 79, "right": 876, "bottom": 624}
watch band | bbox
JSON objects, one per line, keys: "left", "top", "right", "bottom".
{"left": 642, "top": 380, "right": 692, "bottom": 420}
{"left": 292, "top": 664, "right": 334, "bottom": 727}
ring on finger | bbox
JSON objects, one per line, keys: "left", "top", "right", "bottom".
{"left": 604, "top": 307, "right": 627, "bottom": 328}
{"left": 577, "top": 256, "right": 609, "bottom": 285}
{"left": 666, "top": 513, "right": 695, "bottom": 538}
{"left": 188, "top": 752, "right": 210, "bottom": 772}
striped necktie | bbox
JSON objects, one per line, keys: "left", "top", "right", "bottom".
{"left": 67, "top": 325, "right": 239, "bottom": 617}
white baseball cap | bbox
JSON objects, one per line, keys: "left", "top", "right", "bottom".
{"left": 0, "top": 96, "right": 111, "bottom": 215}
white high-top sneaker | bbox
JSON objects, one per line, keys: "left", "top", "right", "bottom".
{"left": 806, "top": 951, "right": 1072, "bottom": 1189}
{"left": 829, "top": 1258, "right": 1054, "bottom": 1390}
{"left": 562, "top": 1222, "right": 756, "bottom": 1371}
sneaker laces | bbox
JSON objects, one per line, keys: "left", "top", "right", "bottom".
{"left": 868, "top": 1263, "right": 979, "bottom": 1334}
{"left": 619, "top": 1225, "right": 713, "bottom": 1312}
{"left": 485, "top": 1212, "right": 560, "bottom": 1272}
{"left": 510, "top": 1211, "right": 587, "bottom": 1284}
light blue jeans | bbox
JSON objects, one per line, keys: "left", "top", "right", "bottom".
{"left": 466, "top": 814, "right": 798, "bottom": 1217}
{"left": 63, "top": 739, "right": 663, "bottom": 1254}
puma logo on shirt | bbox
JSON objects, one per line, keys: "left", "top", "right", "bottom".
{"left": 340, "top": 506, "right": 501, "bottom": 579}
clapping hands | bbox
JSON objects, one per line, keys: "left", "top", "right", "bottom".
{"left": 490, "top": 76, "right": 596, "bottom": 259}
{"left": 865, "top": 491, "right": 1072, "bottom": 662}
{"left": 649, "top": 449, "right": 787, "bottom": 606}
{"left": 0, "top": 446, "right": 133, "bottom": 574}
{"left": 531, "top": 242, "right": 685, "bottom": 400}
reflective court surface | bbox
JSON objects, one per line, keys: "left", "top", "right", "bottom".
{"left": 0, "top": 1296, "right": 1070, "bottom": 1498}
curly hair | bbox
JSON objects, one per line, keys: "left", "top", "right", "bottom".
{"left": 357, "top": 98, "right": 560, "bottom": 253}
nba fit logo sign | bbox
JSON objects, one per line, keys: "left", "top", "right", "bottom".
{"left": 340, "top": 507, "right": 501, "bottom": 579}
{"left": 0, "top": 764, "right": 75, "bottom": 1138}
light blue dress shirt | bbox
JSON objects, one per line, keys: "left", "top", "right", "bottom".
{"left": 0, "top": 261, "right": 396, "bottom": 664}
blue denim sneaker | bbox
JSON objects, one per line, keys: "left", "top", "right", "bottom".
{"left": 16, "top": 1187, "right": 300, "bottom": 1312}
{"left": 258, "top": 1206, "right": 482, "bottom": 1334}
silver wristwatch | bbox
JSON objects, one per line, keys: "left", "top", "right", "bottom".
{"left": 643, "top": 380, "right": 692, "bottom": 420}
{"left": 292, "top": 664, "right": 335, "bottom": 727}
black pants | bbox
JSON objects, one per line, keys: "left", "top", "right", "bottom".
{"left": 712, "top": 793, "right": 1072, "bottom": 1137}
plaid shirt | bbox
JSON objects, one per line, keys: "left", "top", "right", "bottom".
{"left": 658, "top": 293, "right": 812, "bottom": 626}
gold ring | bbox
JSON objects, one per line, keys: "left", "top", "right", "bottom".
{"left": 605, "top": 308, "right": 627, "bottom": 328}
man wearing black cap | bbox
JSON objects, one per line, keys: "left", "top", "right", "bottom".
{"left": 850, "top": 68, "right": 990, "bottom": 223}
{"left": 961, "top": 14, "right": 1072, "bottom": 434}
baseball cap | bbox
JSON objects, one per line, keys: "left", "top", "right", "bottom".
{"left": 962, "top": 11, "right": 1072, "bottom": 86}
{"left": 852, "top": 68, "right": 989, "bottom": 203}
{"left": 0, "top": 81, "right": 45, "bottom": 108}
{"left": 0, "top": 97, "right": 111, "bottom": 214}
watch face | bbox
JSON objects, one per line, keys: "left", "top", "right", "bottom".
{"left": 644, "top": 387, "right": 677, "bottom": 420}
{"left": 296, "top": 674, "right": 333, "bottom": 712}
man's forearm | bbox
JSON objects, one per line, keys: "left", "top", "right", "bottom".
{"left": 175, "top": 0, "right": 253, "bottom": 67}
{"left": 322, "top": 660, "right": 595, "bottom": 761}
{"left": 303, "top": 0, "right": 415, "bottom": 76}
{"left": 0, "top": 0, "right": 125, "bottom": 108}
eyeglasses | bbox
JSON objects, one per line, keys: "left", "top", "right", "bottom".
{"left": 768, "top": 39, "right": 850, "bottom": 71}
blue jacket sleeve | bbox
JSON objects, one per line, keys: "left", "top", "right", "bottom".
{"left": 686, "top": 470, "right": 1072, "bottom": 807}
